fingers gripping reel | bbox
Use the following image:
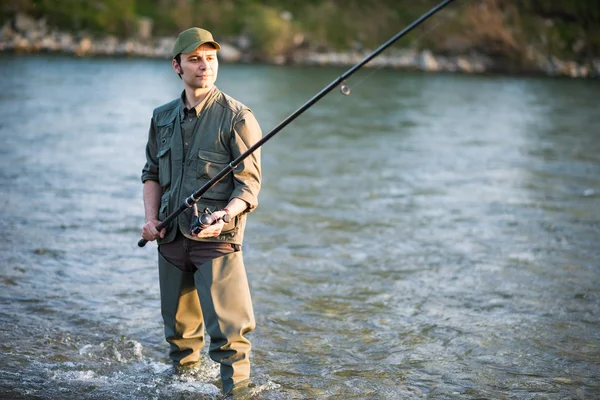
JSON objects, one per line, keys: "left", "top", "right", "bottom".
{"left": 190, "top": 203, "right": 231, "bottom": 235}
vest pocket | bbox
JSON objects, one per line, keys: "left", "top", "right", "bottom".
{"left": 196, "top": 149, "right": 233, "bottom": 198}
{"left": 156, "top": 116, "right": 174, "bottom": 188}
{"left": 159, "top": 191, "right": 170, "bottom": 221}
{"left": 157, "top": 145, "right": 171, "bottom": 187}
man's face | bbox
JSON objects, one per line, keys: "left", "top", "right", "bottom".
{"left": 174, "top": 44, "right": 218, "bottom": 89}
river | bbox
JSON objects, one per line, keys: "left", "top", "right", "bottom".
{"left": 0, "top": 54, "right": 599, "bottom": 399}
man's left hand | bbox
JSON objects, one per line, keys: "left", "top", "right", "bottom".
{"left": 195, "top": 210, "right": 228, "bottom": 238}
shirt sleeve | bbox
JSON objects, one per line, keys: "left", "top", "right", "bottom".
{"left": 141, "top": 118, "right": 159, "bottom": 183}
{"left": 229, "top": 109, "right": 262, "bottom": 212}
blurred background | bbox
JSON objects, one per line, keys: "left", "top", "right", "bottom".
{"left": 1, "top": 0, "right": 600, "bottom": 76}
{"left": 1, "top": 1, "right": 599, "bottom": 400}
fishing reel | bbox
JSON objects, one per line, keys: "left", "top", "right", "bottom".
{"left": 190, "top": 205, "right": 230, "bottom": 235}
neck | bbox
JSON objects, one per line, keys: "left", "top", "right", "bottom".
{"left": 184, "top": 86, "right": 213, "bottom": 109}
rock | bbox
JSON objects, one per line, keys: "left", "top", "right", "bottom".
{"left": 15, "top": 13, "right": 37, "bottom": 33}
{"left": 328, "top": 52, "right": 347, "bottom": 66}
{"left": 219, "top": 43, "right": 242, "bottom": 62}
{"left": 457, "top": 57, "right": 474, "bottom": 73}
{"left": 306, "top": 52, "right": 327, "bottom": 66}
{"left": 12, "top": 34, "right": 31, "bottom": 52}
{"left": 280, "top": 11, "right": 292, "bottom": 21}
{"left": 1, "top": 21, "right": 14, "bottom": 40}
{"left": 270, "top": 54, "right": 286, "bottom": 65}
{"left": 137, "top": 17, "right": 153, "bottom": 41}
{"left": 564, "top": 60, "right": 579, "bottom": 77}
{"left": 57, "top": 33, "right": 76, "bottom": 53}
{"left": 395, "top": 49, "right": 418, "bottom": 68}
{"left": 542, "top": 60, "right": 555, "bottom": 76}
{"left": 39, "top": 35, "right": 60, "bottom": 52}
{"left": 548, "top": 57, "right": 589, "bottom": 78}
{"left": 25, "top": 18, "right": 47, "bottom": 41}
{"left": 115, "top": 40, "right": 135, "bottom": 55}
{"left": 154, "top": 37, "right": 173, "bottom": 58}
{"left": 94, "top": 36, "right": 119, "bottom": 55}
{"left": 235, "top": 35, "right": 251, "bottom": 51}
{"left": 467, "top": 53, "right": 490, "bottom": 73}
{"left": 292, "top": 33, "right": 305, "bottom": 47}
{"left": 436, "top": 55, "right": 455, "bottom": 72}
{"left": 419, "top": 49, "right": 440, "bottom": 72}
{"left": 385, "top": 54, "right": 416, "bottom": 68}
{"left": 75, "top": 37, "right": 92, "bottom": 56}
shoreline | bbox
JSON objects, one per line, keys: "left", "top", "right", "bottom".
{"left": 2, "top": 17, "right": 598, "bottom": 79}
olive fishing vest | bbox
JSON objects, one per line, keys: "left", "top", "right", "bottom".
{"left": 152, "top": 89, "right": 254, "bottom": 245}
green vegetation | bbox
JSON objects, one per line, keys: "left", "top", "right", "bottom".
{"left": 1, "top": 0, "right": 599, "bottom": 64}
{"left": 1, "top": 0, "right": 137, "bottom": 36}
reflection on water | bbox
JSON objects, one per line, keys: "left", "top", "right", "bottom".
{"left": 1, "top": 54, "right": 599, "bottom": 399}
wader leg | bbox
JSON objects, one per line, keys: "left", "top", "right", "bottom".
{"left": 193, "top": 251, "right": 255, "bottom": 394}
{"left": 158, "top": 251, "right": 205, "bottom": 365}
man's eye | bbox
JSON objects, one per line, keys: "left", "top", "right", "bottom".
{"left": 189, "top": 58, "right": 197, "bottom": 62}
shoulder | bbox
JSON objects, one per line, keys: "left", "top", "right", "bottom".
{"left": 214, "top": 90, "right": 251, "bottom": 117}
{"left": 152, "top": 98, "right": 179, "bottom": 124}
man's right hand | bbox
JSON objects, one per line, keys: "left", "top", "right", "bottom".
{"left": 141, "top": 219, "right": 166, "bottom": 242}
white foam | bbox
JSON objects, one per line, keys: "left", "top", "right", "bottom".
{"left": 53, "top": 369, "right": 108, "bottom": 383}
{"left": 77, "top": 339, "right": 144, "bottom": 363}
{"left": 78, "top": 344, "right": 94, "bottom": 355}
{"left": 248, "top": 380, "right": 281, "bottom": 395}
{"left": 165, "top": 381, "right": 220, "bottom": 396}
{"left": 146, "top": 360, "right": 171, "bottom": 374}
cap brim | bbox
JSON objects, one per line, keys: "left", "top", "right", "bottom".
{"left": 181, "top": 40, "right": 221, "bottom": 54}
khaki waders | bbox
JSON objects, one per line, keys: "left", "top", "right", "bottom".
{"left": 158, "top": 249, "right": 255, "bottom": 394}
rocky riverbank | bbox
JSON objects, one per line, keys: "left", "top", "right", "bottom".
{"left": 1, "top": 13, "right": 598, "bottom": 78}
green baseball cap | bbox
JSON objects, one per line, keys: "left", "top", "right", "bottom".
{"left": 172, "top": 27, "right": 221, "bottom": 58}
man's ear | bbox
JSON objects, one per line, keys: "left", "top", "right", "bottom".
{"left": 172, "top": 58, "right": 182, "bottom": 74}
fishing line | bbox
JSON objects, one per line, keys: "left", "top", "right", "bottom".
{"left": 255, "top": 1, "right": 469, "bottom": 125}
{"left": 333, "top": 0, "right": 471, "bottom": 102}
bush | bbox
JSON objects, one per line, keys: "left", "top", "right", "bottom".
{"left": 243, "top": 4, "right": 297, "bottom": 57}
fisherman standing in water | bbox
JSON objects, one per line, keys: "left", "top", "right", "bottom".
{"left": 140, "top": 27, "right": 262, "bottom": 395}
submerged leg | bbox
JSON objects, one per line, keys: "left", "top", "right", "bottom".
{"left": 158, "top": 251, "right": 205, "bottom": 365}
{"left": 194, "top": 251, "right": 256, "bottom": 394}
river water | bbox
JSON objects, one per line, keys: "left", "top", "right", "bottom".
{"left": 0, "top": 54, "right": 599, "bottom": 399}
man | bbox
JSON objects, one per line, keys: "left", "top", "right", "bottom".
{"left": 140, "top": 27, "right": 262, "bottom": 395}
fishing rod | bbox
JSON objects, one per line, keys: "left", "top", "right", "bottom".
{"left": 138, "top": 0, "right": 456, "bottom": 247}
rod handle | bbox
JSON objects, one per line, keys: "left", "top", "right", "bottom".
{"left": 138, "top": 238, "right": 148, "bottom": 247}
